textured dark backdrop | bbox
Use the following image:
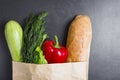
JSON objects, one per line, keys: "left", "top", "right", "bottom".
{"left": 0, "top": 0, "right": 120, "bottom": 80}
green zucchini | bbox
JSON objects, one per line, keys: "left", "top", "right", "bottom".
{"left": 4, "top": 20, "right": 23, "bottom": 62}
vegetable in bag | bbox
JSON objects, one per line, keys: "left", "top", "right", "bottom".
{"left": 5, "top": 20, "right": 23, "bottom": 62}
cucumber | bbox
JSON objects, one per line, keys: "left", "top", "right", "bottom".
{"left": 4, "top": 20, "right": 23, "bottom": 62}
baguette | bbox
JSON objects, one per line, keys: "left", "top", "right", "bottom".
{"left": 66, "top": 15, "right": 92, "bottom": 62}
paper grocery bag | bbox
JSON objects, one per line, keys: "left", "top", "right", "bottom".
{"left": 12, "top": 61, "right": 88, "bottom": 80}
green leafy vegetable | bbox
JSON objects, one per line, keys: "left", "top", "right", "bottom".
{"left": 22, "top": 12, "right": 48, "bottom": 64}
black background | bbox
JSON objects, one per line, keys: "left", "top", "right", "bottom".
{"left": 0, "top": 0, "right": 120, "bottom": 80}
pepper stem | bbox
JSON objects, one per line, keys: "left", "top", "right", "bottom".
{"left": 54, "top": 35, "right": 61, "bottom": 48}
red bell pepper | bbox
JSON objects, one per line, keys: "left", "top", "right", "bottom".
{"left": 42, "top": 35, "right": 68, "bottom": 63}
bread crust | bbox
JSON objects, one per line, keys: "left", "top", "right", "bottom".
{"left": 66, "top": 15, "right": 92, "bottom": 62}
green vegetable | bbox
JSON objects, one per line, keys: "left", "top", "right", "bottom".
{"left": 22, "top": 12, "right": 48, "bottom": 64}
{"left": 4, "top": 20, "right": 23, "bottom": 62}
{"left": 33, "top": 34, "right": 48, "bottom": 64}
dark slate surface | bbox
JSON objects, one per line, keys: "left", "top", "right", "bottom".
{"left": 0, "top": 0, "right": 120, "bottom": 80}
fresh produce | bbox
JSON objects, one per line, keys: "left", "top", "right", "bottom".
{"left": 34, "top": 34, "right": 48, "bottom": 64}
{"left": 42, "top": 35, "right": 68, "bottom": 63}
{"left": 21, "top": 12, "right": 48, "bottom": 64}
{"left": 66, "top": 15, "right": 92, "bottom": 62}
{"left": 4, "top": 20, "right": 23, "bottom": 62}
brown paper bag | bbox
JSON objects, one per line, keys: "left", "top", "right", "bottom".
{"left": 12, "top": 61, "right": 88, "bottom": 80}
